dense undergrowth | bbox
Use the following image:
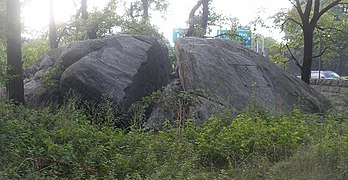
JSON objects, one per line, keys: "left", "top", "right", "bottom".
{"left": 0, "top": 97, "right": 347, "bottom": 179}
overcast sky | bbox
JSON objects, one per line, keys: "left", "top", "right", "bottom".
{"left": 22, "top": 0, "right": 292, "bottom": 42}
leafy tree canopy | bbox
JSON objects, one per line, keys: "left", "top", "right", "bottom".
{"left": 272, "top": 2, "right": 348, "bottom": 71}
{"left": 127, "top": 0, "right": 168, "bottom": 20}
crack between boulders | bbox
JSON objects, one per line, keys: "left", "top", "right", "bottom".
{"left": 122, "top": 37, "right": 167, "bottom": 110}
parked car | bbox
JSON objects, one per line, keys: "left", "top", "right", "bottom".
{"left": 311, "top": 70, "right": 341, "bottom": 79}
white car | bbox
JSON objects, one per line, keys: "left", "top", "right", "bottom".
{"left": 311, "top": 71, "right": 341, "bottom": 79}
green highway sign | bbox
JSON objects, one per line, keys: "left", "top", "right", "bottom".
{"left": 216, "top": 27, "right": 252, "bottom": 46}
{"left": 172, "top": 28, "right": 186, "bottom": 42}
{"left": 237, "top": 27, "right": 252, "bottom": 46}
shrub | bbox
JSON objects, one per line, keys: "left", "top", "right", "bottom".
{"left": 195, "top": 110, "right": 311, "bottom": 170}
{"left": 22, "top": 37, "right": 50, "bottom": 68}
{"left": 0, "top": 99, "right": 347, "bottom": 179}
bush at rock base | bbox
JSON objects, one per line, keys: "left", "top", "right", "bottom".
{"left": 0, "top": 98, "right": 347, "bottom": 179}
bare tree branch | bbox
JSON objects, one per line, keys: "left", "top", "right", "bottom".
{"left": 311, "top": 0, "right": 341, "bottom": 25}
{"left": 313, "top": 0, "right": 320, "bottom": 16}
{"left": 317, "top": 26, "right": 348, "bottom": 36}
{"left": 304, "top": 0, "right": 313, "bottom": 20}
{"left": 289, "top": 0, "right": 297, "bottom": 8}
{"left": 318, "top": 0, "right": 341, "bottom": 18}
{"left": 312, "top": 46, "right": 328, "bottom": 59}
{"left": 214, "top": 33, "right": 227, "bottom": 38}
{"left": 293, "top": 0, "right": 304, "bottom": 19}
{"left": 282, "top": 17, "right": 303, "bottom": 30}
{"left": 285, "top": 43, "right": 302, "bottom": 69}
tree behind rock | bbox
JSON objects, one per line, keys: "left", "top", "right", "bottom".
{"left": 5, "top": 0, "right": 24, "bottom": 104}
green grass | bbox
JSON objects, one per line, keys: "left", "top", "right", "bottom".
{"left": 0, "top": 98, "right": 347, "bottom": 179}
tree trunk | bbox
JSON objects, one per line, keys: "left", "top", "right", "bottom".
{"left": 5, "top": 0, "right": 24, "bottom": 104}
{"left": 301, "top": 26, "right": 314, "bottom": 84}
{"left": 80, "top": 0, "right": 97, "bottom": 39}
{"left": 49, "top": 0, "right": 58, "bottom": 49}
{"left": 201, "top": 0, "right": 209, "bottom": 35}
{"left": 141, "top": 0, "right": 149, "bottom": 21}
{"left": 186, "top": 0, "right": 202, "bottom": 37}
{"left": 81, "top": 0, "right": 88, "bottom": 20}
{"left": 293, "top": 0, "right": 342, "bottom": 84}
{"left": 87, "top": 27, "right": 97, "bottom": 39}
{"left": 129, "top": 2, "right": 135, "bottom": 18}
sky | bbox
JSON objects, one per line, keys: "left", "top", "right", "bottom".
{"left": 22, "top": 0, "right": 292, "bottom": 42}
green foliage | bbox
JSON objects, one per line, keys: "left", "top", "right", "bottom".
{"left": 22, "top": 37, "right": 50, "bottom": 68}
{"left": 127, "top": 91, "right": 162, "bottom": 128}
{"left": 127, "top": 88, "right": 208, "bottom": 130}
{"left": 267, "top": 41, "right": 291, "bottom": 68}
{"left": 2, "top": 96, "right": 346, "bottom": 179}
{"left": 56, "top": 0, "right": 167, "bottom": 45}
{"left": 273, "top": 4, "right": 348, "bottom": 66}
{"left": 128, "top": 0, "right": 169, "bottom": 20}
{"left": 217, "top": 16, "right": 244, "bottom": 43}
{"left": 0, "top": 0, "right": 6, "bottom": 85}
{"left": 0, "top": 0, "right": 5, "bottom": 44}
{"left": 269, "top": 115, "right": 348, "bottom": 179}
{"left": 58, "top": 3, "right": 120, "bottom": 45}
{"left": 119, "top": 19, "right": 164, "bottom": 40}
{"left": 196, "top": 109, "right": 311, "bottom": 170}
{"left": 168, "top": 47, "right": 177, "bottom": 70}
{"left": 42, "top": 64, "right": 63, "bottom": 94}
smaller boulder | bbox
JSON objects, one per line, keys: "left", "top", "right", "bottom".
{"left": 24, "top": 35, "right": 172, "bottom": 111}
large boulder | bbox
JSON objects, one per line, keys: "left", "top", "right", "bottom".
{"left": 176, "top": 37, "right": 331, "bottom": 112}
{"left": 147, "top": 37, "right": 331, "bottom": 128}
{"left": 24, "top": 35, "right": 172, "bottom": 110}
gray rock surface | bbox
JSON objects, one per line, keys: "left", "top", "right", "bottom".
{"left": 24, "top": 48, "right": 64, "bottom": 107}
{"left": 175, "top": 38, "right": 330, "bottom": 115}
{"left": 146, "top": 79, "right": 182, "bottom": 129}
{"left": 24, "top": 35, "right": 171, "bottom": 110}
{"left": 147, "top": 79, "right": 227, "bottom": 129}
{"left": 147, "top": 37, "right": 331, "bottom": 128}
